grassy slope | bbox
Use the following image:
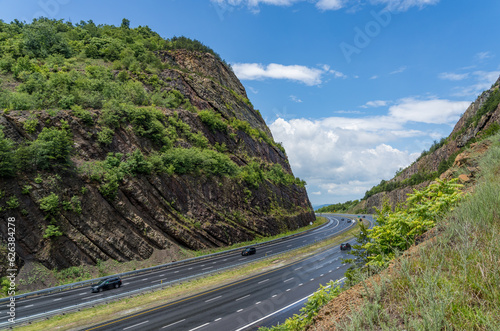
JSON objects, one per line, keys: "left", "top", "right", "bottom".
{"left": 310, "top": 133, "right": 500, "bottom": 330}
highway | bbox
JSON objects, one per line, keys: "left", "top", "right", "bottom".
{"left": 1, "top": 214, "right": 361, "bottom": 328}
{"left": 83, "top": 214, "right": 372, "bottom": 331}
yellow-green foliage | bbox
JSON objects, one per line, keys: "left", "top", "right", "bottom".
{"left": 364, "top": 179, "right": 463, "bottom": 267}
{"left": 259, "top": 280, "right": 342, "bottom": 331}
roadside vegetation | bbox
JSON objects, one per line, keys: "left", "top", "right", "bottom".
{"left": 263, "top": 132, "right": 500, "bottom": 330}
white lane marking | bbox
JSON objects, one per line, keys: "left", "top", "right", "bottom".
{"left": 266, "top": 251, "right": 272, "bottom": 253}
{"left": 53, "top": 298, "right": 62, "bottom": 301}
{"left": 284, "top": 278, "right": 294, "bottom": 282}
{"left": 160, "top": 274, "right": 165, "bottom": 277}
{"left": 236, "top": 295, "right": 250, "bottom": 301}
{"left": 272, "top": 294, "right": 277, "bottom": 298}
{"left": 258, "top": 279, "right": 269, "bottom": 284}
{"left": 255, "top": 301, "right": 261, "bottom": 305}
{"left": 141, "top": 278, "right": 148, "bottom": 281}
{"left": 287, "top": 245, "right": 292, "bottom": 247}
{"left": 151, "top": 280, "right": 161, "bottom": 283}
{"left": 205, "top": 295, "right": 222, "bottom": 303}
{"left": 294, "top": 267, "right": 302, "bottom": 271}
{"left": 286, "top": 289, "right": 291, "bottom": 292}
{"left": 329, "top": 270, "right": 332, "bottom": 273}
{"left": 124, "top": 283, "right": 130, "bottom": 285}
{"left": 23, "top": 304, "right": 34, "bottom": 308}
{"left": 310, "top": 278, "right": 314, "bottom": 281}
{"left": 188, "top": 268, "right": 193, "bottom": 270}
{"left": 189, "top": 323, "right": 210, "bottom": 331}
{"left": 161, "top": 319, "right": 185, "bottom": 329}
{"left": 202, "top": 266, "right": 212, "bottom": 270}
{"left": 212, "top": 262, "right": 217, "bottom": 264}
{"left": 320, "top": 274, "right": 324, "bottom": 277}
{"left": 174, "top": 271, "right": 179, "bottom": 273}
{"left": 214, "top": 318, "right": 222, "bottom": 322}
{"left": 237, "top": 309, "right": 243, "bottom": 312}
{"left": 78, "top": 293, "right": 86, "bottom": 296}
{"left": 82, "top": 294, "right": 102, "bottom": 300}
{"left": 337, "top": 267, "right": 340, "bottom": 269}
{"left": 223, "top": 259, "right": 228, "bottom": 261}
{"left": 123, "top": 320, "right": 149, "bottom": 330}
{"left": 201, "top": 265, "right": 205, "bottom": 267}
{"left": 299, "top": 283, "right": 303, "bottom": 286}
{"left": 234, "top": 277, "right": 347, "bottom": 331}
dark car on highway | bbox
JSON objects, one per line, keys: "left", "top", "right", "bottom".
{"left": 340, "top": 243, "right": 352, "bottom": 251}
{"left": 241, "top": 247, "right": 256, "bottom": 256}
{"left": 91, "top": 277, "right": 122, "bottom": 292}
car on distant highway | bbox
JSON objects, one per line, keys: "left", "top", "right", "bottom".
{"left": 340, "top": 243, "right": 352, "bottom": 251}
{"left": 241, "top": 247, "right": 256, "bottom": 256}
{"left": 91, "top": 277, "right": 122, "bottom": 293}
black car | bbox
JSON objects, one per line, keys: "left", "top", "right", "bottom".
{"left": 340, "top": 243, "right": 352, "bottom": 251}
{"left": 91, "top": 277, "right": 122, "bottom": 293}
{"left": 241, "top": 247, "right": 256, "bottom": 256}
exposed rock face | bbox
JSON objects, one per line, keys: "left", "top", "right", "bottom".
{"left": 362, "top": 77, "right": 500, "bottom": 213}
{"left": 0, "top": 50, "right": 314, "bottom": 272}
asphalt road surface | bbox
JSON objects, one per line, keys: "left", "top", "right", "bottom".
{"left": 1, "top": 214, "right": 367, "bottom": 329}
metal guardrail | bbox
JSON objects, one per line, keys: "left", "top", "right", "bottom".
{"left": 0, "top": 218, "right": 357, "bottom": 328}
{"left": 0, "top": 217, "right": 336, "bottom": 304}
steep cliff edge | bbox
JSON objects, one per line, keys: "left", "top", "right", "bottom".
{"left": 0, "top": 20, "right": 314, "bottom": 275}
{"left": 360, "top": 76, "right": 500, "bottom": 212}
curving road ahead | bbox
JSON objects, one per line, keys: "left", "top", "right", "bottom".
{"left": 84, "top": 214, "right": 373, "bottom": 331}
{"left": 1, "top": 215, "right": 361, "bottom": 328}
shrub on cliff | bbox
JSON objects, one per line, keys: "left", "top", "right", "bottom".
{"left": 0, "top": 130, "right": 16, "bottom": 177}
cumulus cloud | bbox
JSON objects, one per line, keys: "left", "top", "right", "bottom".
{"left": 269, "top": 96, "right": 469, "bottom": 204}
{"left": 388, "top": 98, "right": 470, "bottom": 124}
{"left": 270, "top": 117, "right": 421, "bottom": 202}
{"left": 232, "top": 63, "right": 339, "bottom": 85}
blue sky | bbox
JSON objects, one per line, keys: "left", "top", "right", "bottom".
{"left": 2, "top": 0, "right": 500, "bottom": 206}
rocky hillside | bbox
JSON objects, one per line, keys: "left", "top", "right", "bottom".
{"left": 359, "top": 75, "right": 500, "bottom": 212}
{"left": 0, "top": 19, "right": 314, "bottom": 275}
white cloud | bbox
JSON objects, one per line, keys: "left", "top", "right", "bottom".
{"left": 270, "top": 116, "right": 420, "bottom": 202}
{"left": 370, "top": 75, "right": 379, "bottom": 80}
{"left": 390, "top": 66, "right": 407, "bottom": 74}
{"left": 475, "top": 51, "right": 493, "bottom": 61}
{"left": 453, "top": 70, "right": 500, "bottom": 97}
{"left": 232, "top": 63, "right": 324, "bottom": 85}
{"left": 361, "top": 100, "right": 388, "bottom": 108}
{"left": 330, "top": 69, "right": 347, "bottom": 79}
{"left": 439, "top": 72, "right": 469, "bottom": 81}
{"left": 270, "top": 96, "right": 469, "bottom": 204}
{"left": 369, "top": 0, "right": 440, "bottom": 11}
{"left": 290, "top": 95, "right": 303, "bottom": 103}
{"left": 212, "top": 0, "right": 439, "bottom": 12}
{"left": 388, "top": 98, "right": 470, "bottom": 124}
{"left": 316, "top": 0, "right": 345, "bottom": 10}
